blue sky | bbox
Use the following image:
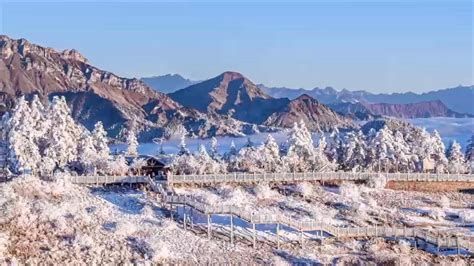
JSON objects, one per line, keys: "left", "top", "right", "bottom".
{"left": 1, "top": 0, "right": 472, "bottom": 93}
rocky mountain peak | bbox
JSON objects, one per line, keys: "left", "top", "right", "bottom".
{"left": 60, "top": 49, "right": 88, "bottom": 63}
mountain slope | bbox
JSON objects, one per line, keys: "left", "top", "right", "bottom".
{"left": 260, "top": 85, "right": 474, "bottom": 115}
{"left": 327, "top": 102, "right": 380, "bottom": 121}
{"left": 141, "top": 74, "right": 197, "bottom": 94}
{"left": 264, "top": 94, "right": 355, "bottom": 131}
{"left": 365, "top": 100, "right": 472, "bottom": 119}
{"left": 0, "top": 35, "right": 258, "bottom": 139}
{"left": 170, "top": 71, "right": 290, "bottom": 124}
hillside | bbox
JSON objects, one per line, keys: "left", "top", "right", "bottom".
{"left": 264, "top": 94, "right": 355, "bottom": 131}
{"left": 365, "top": 100, "right": 472, "bottom": 119}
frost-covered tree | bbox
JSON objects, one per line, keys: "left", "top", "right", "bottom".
{"left": 4, "top": 97, "right": 41, "bottom": 173}
{"left": 367, "top": 126, "right": 396, "bottom": 172}
{"left": 77, "top": 131, "right": 98, "bottom": 174}
{"left": 430, "top": 130, "right": 448, "bottom": 173}
{"left": 446, "top": 140, "right": 468, "bottom": 173}
{"left": 177, "top": 132, "right": 189, "bottom": 155}
{"left": 261, "top": 134, "right": 285, "bottom": 172}
{"left": 92, "top": 122, "right": 110, "bottom": 159}
{"left": 325, "top": 130, "right": 342, "bottom": 164}
{"left": 43, "top": 97, "right": 82, "bottom": 169}
{"left": 283, "top": 121, "right": 329, "bottom": 172}
{"left": 465, "top": 134, "right": 474, "bottom": 162}
{"left": 3, "top": 96, "right": 114, "bottom": 176}
{"left": 126, "top": 128, "right": 139, "bottom": 156}
{"left": 341, "top": 131, "right": 367, "bottom": 171}
{"left": 195, "top": 144, "right": 224, "bottom": 174}
{"left": 209, "top": 137, "right": 218, "bottom": 158}
{"left": 392, "top": 131, "right": 411, "bottom": 172}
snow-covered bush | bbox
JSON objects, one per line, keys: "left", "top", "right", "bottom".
{"left": 366, "top": 175, "right": 387, "bottom": 190}
{"left": 438, "top": 196, "right": 450, "bottom": 209}
{"left": 428, "top": 208, "right": 446, "bottom": 221}
{"left": 296, "top": 182, "right": 314, "bottom": 198}
{"left": 458, "top": 210, "right": 474, "bottom": 223}
{"left": 339, "top": 182, "right": 361, "bottom": 201}
{"left": 253, "top": 184, "right": 279, "bottom": 200}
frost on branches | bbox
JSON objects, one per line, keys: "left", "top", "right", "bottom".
{"left": 2, "top": 96, "right": 116, "bottom": 176}
{"left": 283, "top": 121, "right": 331, "bottom": 172}
{"left": 126, "top": 128, "right": 139, "bottom": 157}
{"left": 446, "top": 140, "right": 468, "bottom": 174}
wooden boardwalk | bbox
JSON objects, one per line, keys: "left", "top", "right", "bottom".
{"left": 70, "top": 174, "right": 474, "bottom": 254}
{"left": 167, "top": 172, "right": 474, "bottom": 185}
{"left": 148, "top": 178, "right": 474, "bottom": 254}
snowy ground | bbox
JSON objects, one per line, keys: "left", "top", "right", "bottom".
{"left": 0, "top": 176, "right": 472, "bottom": 264}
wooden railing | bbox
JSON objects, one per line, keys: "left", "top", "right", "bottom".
{"left": 167, "top": 172, "right": 474, "bottom": 185}
{"left": 160, "top": 192, "right": 473, "bottom": 252}
{"left": 70, "top": 175, "right": 474, "bottom": 253}
{"left": 71, "top": 175, "right": 148, "bottom": 185}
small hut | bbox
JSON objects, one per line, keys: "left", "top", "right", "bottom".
{"left": 127, "top": 155, "right": 171, "bottom": 178}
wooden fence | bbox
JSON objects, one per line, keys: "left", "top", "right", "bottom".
{"left": 161, "top": 192, "right": 474, "bottom": 253}
{"left": 167, "top": 172, "right": 474, "bottom": 185}
{"left": 70, "top": 175, "right": 473, "bottom": 253}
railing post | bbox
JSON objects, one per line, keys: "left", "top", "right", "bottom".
{"left": 207, "top": 214, "right": 212, "bottom": 239}
{"left": 456, "top": 236, "right": 460, "bottom": 255}
{"left": 252, "top": 222, "right": 256, "bottom": 249}
{"left": 230, "top": 214, "right": 234, "bottom": 245}
{"left": 277, "top": 223, "right": 280, "bottom": 249}
{"left": 183, "top": 206, "right": 187, "bottom": 230}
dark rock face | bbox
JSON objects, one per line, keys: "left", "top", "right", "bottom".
{"left": 264, "top": 94, "right": 356, "bottom": 131}
{"left": 170, "top": 71, "right": 290, "bottom": 124}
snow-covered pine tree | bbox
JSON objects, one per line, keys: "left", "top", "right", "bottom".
{"left": 77, "top": 131, "right": 98, "bottom": 174}
{"left": 177, "top": 132, "right": 189, "bottom": 155}
{"left": 341, "top": 130, "right": 367, "bottom": 171}
{"left": 431, "top": 130, "right": 448, "bottom": 173}
{"left": 92, "top": 121, "right": 110, "bottom": 159}
{"left": 261, "top": 134, "right": 285, "bottom": 172}
{"left": 126, "top": 128, "right": 139, "bottom": 157}
{"left": 367, "top": 126, "right": 396, "bottom": 172}
{"left": 465, "top": 134, "right": 474, "bottom": 162}
{"left": 392, "top": 131, "right": 410, "bottom": 172}
{"left": 209, "top": 136, "right": 218, "bottom": 159}
{"left": 4, "top": 97, "right": 41, "bottom": 173}
{"left": 43, "top": 96, "right": 83, "bottom": 169}
{"left": 446, "top": 140, "right": 468, "bottom": 173}
{"left": 283, "top": 120, "right": 325, "bottom": 172}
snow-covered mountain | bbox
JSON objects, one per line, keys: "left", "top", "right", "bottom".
{"left": 141, "top": 74, "right": 198, "bottom": 94}
{"left": 260, "top": 84, "right": 474, "bottom": 115}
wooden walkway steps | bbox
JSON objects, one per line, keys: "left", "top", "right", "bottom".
{"left": 69, "top": 175, "right": 474, "bottom": 254}
{"left": 147, "top": 178, "right": 474, "bottom": 254}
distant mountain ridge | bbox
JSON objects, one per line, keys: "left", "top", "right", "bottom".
{"left": 260, "top": 85, "right": 474, "bottom": 115}
{"left": 141, "top": 74, "right": 198, "bottom": 94}
{"left": 264, "top": 94, "right": 356, "bottom": 131}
